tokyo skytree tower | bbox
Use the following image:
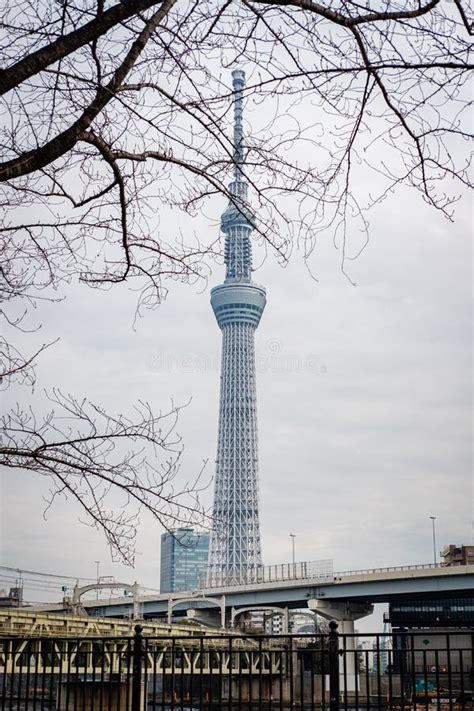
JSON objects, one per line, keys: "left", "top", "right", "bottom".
{"left": 207, "top": 70, "right": 266, "bottom": 584}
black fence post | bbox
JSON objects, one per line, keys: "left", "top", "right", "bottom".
{"left": 132, "top": 624, "right": 143, "bottom": 711}
{"left": 328, "top": 620, "right": 340, "bottom": 711}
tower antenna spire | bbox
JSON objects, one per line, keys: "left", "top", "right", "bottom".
{"left": 232, "top": 69, "right": 245, "bottom": 182}
{"left": 220, "top": 69, "right": 254, "bottom": 282}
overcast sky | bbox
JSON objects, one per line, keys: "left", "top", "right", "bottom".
{"left": 2, "top": 178, "right": 471, "bottom": 608}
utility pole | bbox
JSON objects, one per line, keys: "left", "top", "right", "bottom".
{"left": 95, "top": 560, "right": 100, "bottom": 600}
{"left": 429, "top": 517, "right": 437, "bottom": 565}
{"left": 290, "top": 533, "right": 296, "bottom": 576}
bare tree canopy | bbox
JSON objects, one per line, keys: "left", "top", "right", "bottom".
{"left": 1, "top": 0, "right": 471, "bottom": 563}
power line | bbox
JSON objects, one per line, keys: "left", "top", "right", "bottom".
{"left": 1, "top": 566, "right": 157, "bottom": 591}
{"left": 0, "top": 565, "right": 94, "bottom": 582}
{"left": 0, "top": 576, "right": 73, "bottom": 592}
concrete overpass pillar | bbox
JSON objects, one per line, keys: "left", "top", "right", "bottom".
{"left": 307, "top": 600, "right": 373, "bottom": 693}
{"left": 132, "top": 582, "right": 141, "bottom": 620}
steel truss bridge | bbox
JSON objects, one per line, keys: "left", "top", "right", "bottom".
{"left": 0, "top": 610, "right": 233, "bottom": 639}
{"left": 0, "top": 612, "right": 281, "bottom": 678}
{"left": 1, "top": 637, "right": 281, "bottom": 678}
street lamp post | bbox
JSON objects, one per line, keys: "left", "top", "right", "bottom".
{"left": 429, "top": 517, "right": 437, "bottom": 566}
{"left": 290, "top": 533, "right": 296, "bottom": 576}
{"left": 95, "top": 560, "right": 100, "bottom": 600}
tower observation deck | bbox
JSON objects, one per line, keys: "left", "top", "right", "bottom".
{"left": 207, "top": 70, "right": 266, "bottom": 585}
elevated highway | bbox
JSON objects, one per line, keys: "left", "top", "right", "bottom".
{"left": 30, "top": 563, "right": 474, "bottom": 625}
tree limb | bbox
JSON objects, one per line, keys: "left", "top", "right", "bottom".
{"left": 0, "top": 0, "right": 167, "bottom": 96}
{"left": 0, "top": 0, "right": 177, "bottom": 181}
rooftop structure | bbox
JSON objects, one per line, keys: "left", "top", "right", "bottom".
{"left": 441, "top": 544, "right": 474, "bottom": 567}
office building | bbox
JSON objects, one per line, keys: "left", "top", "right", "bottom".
{"left": 160, "top": 528, "right": 209, "bottom": 593}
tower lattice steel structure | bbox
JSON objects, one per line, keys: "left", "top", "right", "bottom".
{"left": 207, "top": 70, "right": 266, "bottom": 585}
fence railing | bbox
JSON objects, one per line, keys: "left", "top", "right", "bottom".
{"left": 333, "top": 563, "right": 443, "bottom": 578}
{"left": 1, "top": 624, "right": 472, "bottom": 710}
{"left": 202, "top": 559, "right": 334, "bottom": 588}
{"left": 201, "top": 561, "right": 451, "bottom": 590}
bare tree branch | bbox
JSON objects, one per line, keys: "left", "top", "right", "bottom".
{"left": 0, "top": 392, "right": 208, "bottom": 566}
{"left": 250, "top": 0, "right": 441, "bottom": 27}
{"left": 0, "top": 0, "right": 176, "bottom": 181}
{"left": 0, "top": 0, "right": 171, "bottom": 95}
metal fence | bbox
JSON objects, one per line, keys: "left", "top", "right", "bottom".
{"left": 201, "top": 561, "right": 449, "bottom": 590}
{"left": 202, "top": 559, "right": 334, "bottom": 588}
{"left": 1, "top": 623, "right": 472, "bottom": 710}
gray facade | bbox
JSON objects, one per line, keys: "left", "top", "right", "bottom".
{"left": 160, "top": 528, "right": 210, "bottom": 593}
